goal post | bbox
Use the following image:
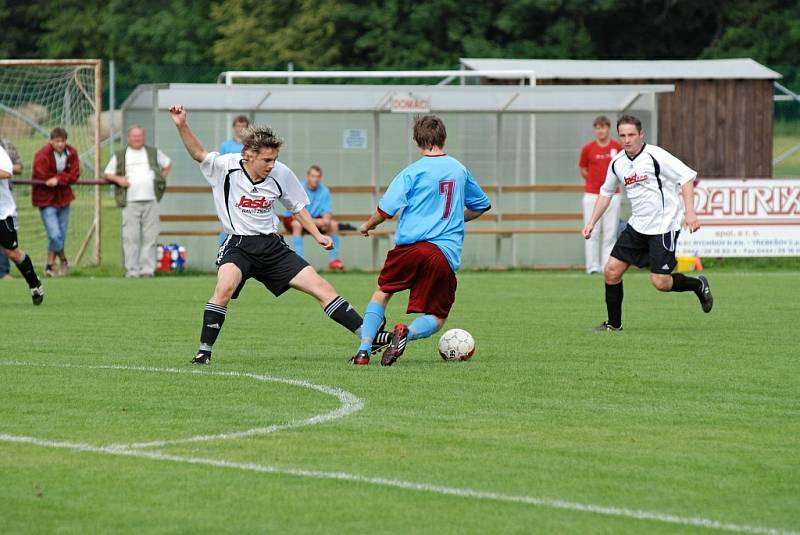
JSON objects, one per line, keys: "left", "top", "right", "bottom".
{"left": 0, "top": 59, "right": 103, "bottom": 266}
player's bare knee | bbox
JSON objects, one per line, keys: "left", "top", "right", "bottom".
{"left": 329, "top": 219, "right": 339, "bottom": 233}
{"left": 651, "top": 274, "right": 672, "bottom": 292}
{"left": 371, "top": 288, "right": 391, "bottom": 305}
{"left": 604, "top": 265, "right": 622, "bottom": 284}
{"left": 5, "top": 248, "right": 22, "bottom": 263}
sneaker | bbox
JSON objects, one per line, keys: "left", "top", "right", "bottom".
{"left": 191, "top": 352, "right": 211, "bottom": 365}
{"left": 593, "top": 321, "right": 622, "bottom": 332}
{"left": 31, "top": 286, "right": 44, "bottom": 306}
{"left": 697, "top": 275, "right": 713, "bottom": 313}
{"left": 44, "top": 265, "right": 55, "bottom": 277}
{"left": 350, "top": 350, "right": 370, "bottom": 366}
{"left": 381, "top": 324, "right": 409, "bottom": 366}
{"left": 59, "top": 260, "right": 69, "bottom": 276}
{"left": 328, "top": 259, "right": 345, "bottom": 271}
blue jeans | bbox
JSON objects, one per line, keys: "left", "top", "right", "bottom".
{"left": 40, "top": 205, "right": 71, "bottom": 252}
{"left": 0, "top": 249, "right": 9, "bottom": 276}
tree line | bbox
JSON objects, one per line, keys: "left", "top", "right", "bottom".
{"left": 1, "top": 0, "right": 798, "bottom": 98}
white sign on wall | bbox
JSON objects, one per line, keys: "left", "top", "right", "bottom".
{"left": 390, "top": 92, "right": 431, "bottom": 113}
{"left": 676, "top": 179, "right": 800, "bottom": 257}
{"left": 342, "top": 128, "right": 368, "bottom": 149}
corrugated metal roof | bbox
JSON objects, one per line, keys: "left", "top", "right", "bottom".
{"left": 460, "top": 58, "right": 782, "bottom": 80}
{"left": 133, "top": 83, "right": 674, "bottom": 113}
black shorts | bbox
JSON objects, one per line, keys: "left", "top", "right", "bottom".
{"left": 610, "top": 225, "right": 680, "bottom": 275}
{"left": 217, "top": 234, "right": 309, "bottom": 298}
{"left": 0, "top": 216, "right": 19, "bottom": 250}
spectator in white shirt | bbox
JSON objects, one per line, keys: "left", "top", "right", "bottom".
{"left": 104, "top": 125, "right": 172, "bottom": 277}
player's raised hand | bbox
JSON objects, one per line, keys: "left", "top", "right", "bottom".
{"left": 582, "top": 223, "right": 594, "bottom": 240}
{"left": 168, "top": 104, "right": 187, "bottom": 126}
{"left": 317, "top": 234, "right": 334, "bottom": 250}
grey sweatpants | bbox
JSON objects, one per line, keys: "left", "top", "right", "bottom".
{"left": 122, "top": 200, "right": 159, "bottom": 276}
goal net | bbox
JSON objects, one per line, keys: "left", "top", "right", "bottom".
{"left": 0, "top": 60, "right": 102, "bottom": 266}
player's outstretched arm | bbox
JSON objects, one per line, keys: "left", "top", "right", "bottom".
{"left": 168, "top": 105, "right": 208, "bottom": 163}
{"left": 294, "top": 208, "right": 334, "bottom": 250}
{"left": 359, "top": 210, "right": 386, "bottom": 236}
{"left": 681, "top": 181, "right": 700, "bottom": 233}
{"left": 582, "top": 194, "right": 612, "bottom": 239}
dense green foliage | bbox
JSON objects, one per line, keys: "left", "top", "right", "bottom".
{"left": 2, "top": 0, "right": 800, "bottom": 96}
{"left": 1, "top": 272, "right": 798, "bottom": 533}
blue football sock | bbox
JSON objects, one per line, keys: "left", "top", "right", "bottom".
{"left": 358, "top": 301, "right": 385, "bottom": 351}
{"left": 292, "top": 235, "right": 304, "bottom": 258}
{"left": 408, "top": 315, "right": 439, "bottom": 341}
{"left": 329, "top": 234, "right": 340, "bottom": 261}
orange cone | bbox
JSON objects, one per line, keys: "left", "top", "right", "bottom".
{"left": 694, "top": 256, "right": 704, "bottom": 271}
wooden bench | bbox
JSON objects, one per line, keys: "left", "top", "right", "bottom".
{"left": 159, "top": 183, "right": 586, "bottom": 267}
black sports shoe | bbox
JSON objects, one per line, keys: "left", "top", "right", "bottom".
{"left": 31, "top": 286, "right": 44, "bottom": 306}
{"left": 381, "top": 324, "right": 409, "bottom": 366}
{"left": 697, "top": 275, "right": 713, "bottom": 313}
{"left": 350, "top": 350, "right": 370, "bottom": 366}
{"left": 191, "top": 352, "right": 211, "bottom": 365}
{"left": 367, "top": 317, "right": 390, "bottom": 355}
{"left": 593, "top": 321, "right": 622, "bottom": 332}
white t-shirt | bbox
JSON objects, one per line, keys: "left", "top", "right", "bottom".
{"left": 0, "top": 145, "right": 16, "bottom": 219}
{"left": 199, "top": 152, "right": 308, "bottom": 236}
{"left": 600, "top": 143, "right": 697, "bottom": 235}
{"left": 104, "top": 147, "right": 171, "bottom": 202}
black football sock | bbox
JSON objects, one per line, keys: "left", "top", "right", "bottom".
{"left": 374, "top": 330, "right": 393, "bottom": 345}
{"left": 14, "top": 254, "right": 41, "bottom": 289}
{"left": 199, "top": 302, "right": 227, "bottom": 355}
{"left": 670, "top": 273, "right": 702, "bottom": 293}
{"left": 605, "top": 282, "right": 623, "bottom": 328}
{"left": 324, "top": 296, "right": 363, "bottom": 336}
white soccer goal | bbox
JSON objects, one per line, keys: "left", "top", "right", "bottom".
{"left": 0, "top": 59, "right": 103, "bottom": 266}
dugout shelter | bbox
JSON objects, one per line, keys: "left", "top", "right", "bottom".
{"left": 122, "top": 81, "right": 673, "bottom": 270}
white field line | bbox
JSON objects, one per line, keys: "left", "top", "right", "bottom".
{"left": 0, "top": 433, "right": 797, "bottom": 535}
{"left": 0, "top": 361, "right": 363, "bottom": 450}
{"left": 1, "top": 361, "right": 797, "bottom": 534}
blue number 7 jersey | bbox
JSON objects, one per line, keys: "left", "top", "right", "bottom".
{"left": 378, "top": 154, "right": 491, "bottom": 271}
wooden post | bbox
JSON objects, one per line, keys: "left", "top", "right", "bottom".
{"left": 94, "top": 60, "right": 102, "bottom": 265}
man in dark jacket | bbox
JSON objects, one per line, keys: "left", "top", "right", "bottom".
{"left": 32, "top": 127, "right": 80, "bottom": 276}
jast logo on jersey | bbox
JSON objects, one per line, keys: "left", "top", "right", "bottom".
{"left": 236, "top": 195, "right": 272, "bottom": 209}
{"left": 624, "top": 174, "right": 649, "bottom": 187}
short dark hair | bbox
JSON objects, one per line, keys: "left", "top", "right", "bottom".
{"left": 593, "top": 115, "right": 611, "bottom": 127}
{"left": 241, "top": 126, "right": 283, "bottom": 154}
{"left": 413, "top": 114, "right": 446, "bottom": 150}
{"left": 307, "top": 164, "right": 322, "bottom": 176}
{"left": 50, "top": 127, "right": 68, "bottom": 140}
{"left": 617, "top": 114, "right": 642, "bottom": 132}
{"left": 232, "top": 115, "right": 250, "bottom": 127}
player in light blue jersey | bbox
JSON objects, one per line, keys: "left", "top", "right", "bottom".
{"left": 351, "top": 115, "right": 491, "bottom": 366}
{"left": 283, "top": 165, "right": 345, "bottom": 270}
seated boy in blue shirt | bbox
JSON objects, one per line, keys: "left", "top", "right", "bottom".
{"left": 283, "top": 165, "right": 345, "bottom": 271}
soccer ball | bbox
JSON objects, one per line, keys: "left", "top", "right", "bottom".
{"left": 437, "top": 329, "right": 475, "bottom": 361}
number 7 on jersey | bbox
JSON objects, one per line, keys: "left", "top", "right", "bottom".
{"left": 439, "top": 179, "right": 455, "bottom": 219}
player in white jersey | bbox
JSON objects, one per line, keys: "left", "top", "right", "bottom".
{"left": 168, "top": 105, "right": 389, "bottom": 364}
{"left": 582, "top": 115, "right": 713, "bottom": 331}
{"left": 0, "top": 144, "right": 44, "bottom": 305}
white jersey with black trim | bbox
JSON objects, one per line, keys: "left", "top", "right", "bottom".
{"left": 0, "top": 144, "right": 16, "bottom": 219}
{"left": 600, "top": 143, "right": 697, "bottom": 235}
{"left": 199, "top": 152, "right": 309, "bottom": 236}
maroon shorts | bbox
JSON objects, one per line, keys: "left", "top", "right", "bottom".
{"left": 378, "top": 241, "right": 457, "bottom": 318}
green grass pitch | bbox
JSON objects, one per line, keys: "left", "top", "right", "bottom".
{"left": 1, "top": 271, "right": 798, "bottom": 534}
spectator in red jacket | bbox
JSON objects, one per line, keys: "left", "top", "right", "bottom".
{"left": 32, "top": 128, "right": 80, "bottom": 276}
